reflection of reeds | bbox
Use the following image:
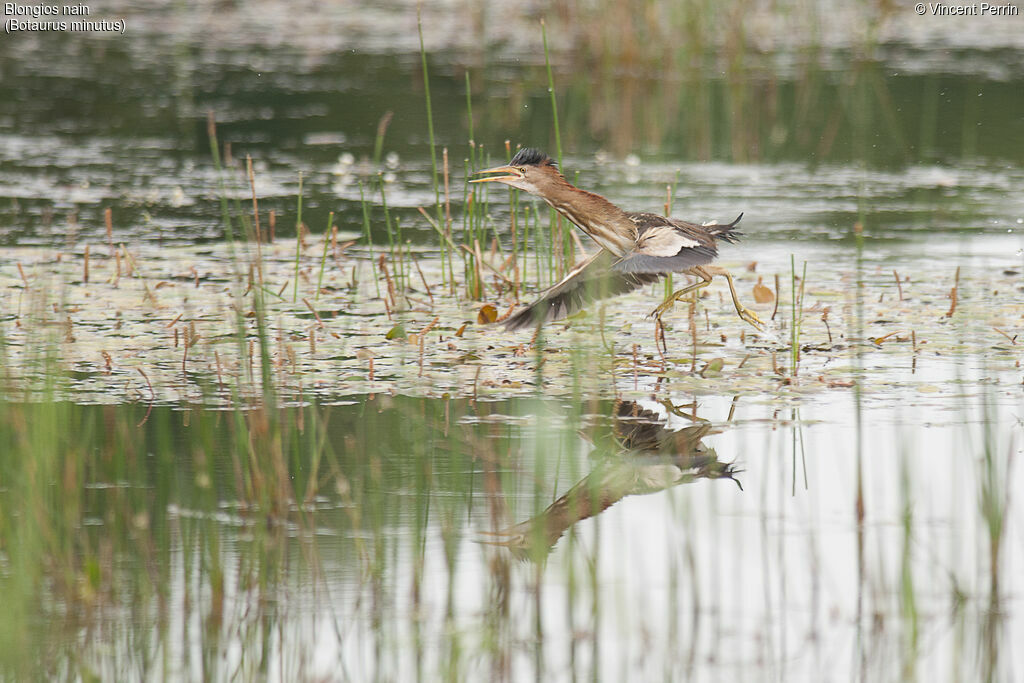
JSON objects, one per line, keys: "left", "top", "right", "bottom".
{"left": 977, "top": 392, "right": 1013, "bottom": 681}
{"left": 465, "top": 1, "right": 933, "bottom": 168}
{"left": 418, "top": 7, "right": 443, "bottom": 242}
{"left": 0, "top": 392, "right": 334, "bottom": 676}
{"left": 898, "top": 438, "right": 919, "bottom": 679}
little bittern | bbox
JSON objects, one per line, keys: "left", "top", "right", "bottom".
{"left": 470, "top": 148, "right": 764, "bottom": 331}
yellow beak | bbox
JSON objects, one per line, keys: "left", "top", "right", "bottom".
{"left": 468, "top": 164, "right": 524, "bottom": 184}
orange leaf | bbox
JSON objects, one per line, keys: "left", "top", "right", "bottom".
{"left": 752, "top": 277, "right": 774, "bottom": 304}
{"left": 477, "top": 304, "right": 498, "bottom": 324}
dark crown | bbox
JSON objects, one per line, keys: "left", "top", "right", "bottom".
{"left": 510, "top": 147, "right": 555, "bottom": 168}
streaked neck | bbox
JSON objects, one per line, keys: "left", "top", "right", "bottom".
{"left": 540, "top": 180, "right": 637, "bottom": 257}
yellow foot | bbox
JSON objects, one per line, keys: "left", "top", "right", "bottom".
{"left": 648, "top": 295, "right": 695, "bottom": 319}
{"left": 648, "top": 299, "right": 675, "bottom": 319}
{"left": 737, "top": 305, "right": 766, "bottom": 331}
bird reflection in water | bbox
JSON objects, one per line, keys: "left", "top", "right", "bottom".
{"left": 479, "top": 400, "right": 741, "bottom": 560}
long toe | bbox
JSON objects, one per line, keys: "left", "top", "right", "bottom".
{"left": 739, "top": 307, "right": 766, "bottom": 330}
{"left": 649, "top": 300, "right": 674, "bottom": 319}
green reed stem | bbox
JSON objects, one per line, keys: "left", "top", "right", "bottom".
{"left": 418, "top": 8, "right": 441, "bottom": 221}
{"left": 790, "top": 255, "right": 807, "bottom": 375}
{"left": 206, "top": 113, "right": 235, "bottom": 244}
{"left": 373, "top": 111, "right": 391, "bottom": 165}
{"left": 532, "top": 206, "right": 541, "bottom": 286}
{"left": 420, "top": 206, "right": 459, "bottom": 251}
{"left": 541, "top": 20, "right": 562, "bottom": 167}
{"left": 791, "top": 254, "right": 797, "bottom": 371}
{"left": 465, "top": 71, "right": 474, "bottom": 146}
{"left": 315, "top": 211, "right": 334, "bottom": 300}
{"left": 546, "top": 201, "right": 554, "bottom": 284}
{"left": 396, "top": 217, "right": 405, "bottom": 285}
{"left": 542, "top": 19, "right": 569, "bottom": 276}
{"left": 380, "top": 175, "right": 399, "bottom": 288}
{"left": 522, "top": 204, "right": 531, "bottom": 286}
{"left": 292, "top": 172, "right": 303, "bottom": 303}
{"left": 664, "top": 172, "right": 680, "bottom": 297}
{"left": 359, "top": 181, "right": 381, "bottom": 298}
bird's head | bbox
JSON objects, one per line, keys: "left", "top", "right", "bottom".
{"left": 469, "top": 147, "right": 563, "bottom": 196}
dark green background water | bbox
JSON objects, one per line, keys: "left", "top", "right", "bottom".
{"left": 2, "top": 3, "right": 1022, "bottom": 249}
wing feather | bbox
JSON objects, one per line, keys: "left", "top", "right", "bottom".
{"left": 613, "top": 212, "right": 743, "bottom": 275}
{"left": 612, "top": 244, "right": 718, "bottom": 275}
{"left": 502, "top": 213, "right": 745, "bottom": 330}
{"left": 632, "top": 226, "right": 701, "bottom": 256}
{"left": 503, "top": 250, "right": 662, "bottom": 330}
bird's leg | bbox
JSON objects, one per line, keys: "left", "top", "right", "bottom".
{"left": 649, "top": 268, "right": 713, "bottom": 319}
{"left": 700, "top": 265, "right": 765, "bottom": 330}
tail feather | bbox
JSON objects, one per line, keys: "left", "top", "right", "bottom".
{"left": 705, "top": 212, "right": 743, "bottom": 244}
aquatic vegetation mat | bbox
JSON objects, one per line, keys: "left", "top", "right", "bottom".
{"left": 2, "top": 237, "right": 1021, "bottom": 408}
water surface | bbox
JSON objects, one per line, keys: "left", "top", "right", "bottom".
{"left": 1, "top": 2, "right": 1023, "bottom": 680}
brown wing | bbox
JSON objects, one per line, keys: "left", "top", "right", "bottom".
{"left": 628, "top": 211, "right": 743, "bottom": 244}
{"left": 503, "top": 249, "right": 662, "bottom": 330}
{"left": 612, "top": 212, "right": 742, "bottom": 275}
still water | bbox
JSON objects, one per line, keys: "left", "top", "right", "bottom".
{"left": 7, "top": 390, "right": 1017, "bottom": 680}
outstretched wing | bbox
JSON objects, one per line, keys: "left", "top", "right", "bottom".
{"left": 612, "top": 212, "right": 742, "bottom": 275}
{"left": 503, "top": 249, "right": 662, "bottom": 330}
